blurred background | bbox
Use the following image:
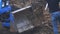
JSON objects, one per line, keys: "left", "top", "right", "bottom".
{"left": 0, "top": 0, "right": 60, "bottom": 34}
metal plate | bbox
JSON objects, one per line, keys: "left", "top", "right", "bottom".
{"left": 12, "top": 6, "right": 34, "bottom": 33}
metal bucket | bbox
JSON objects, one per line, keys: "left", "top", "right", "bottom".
{"left": 11, "top": 6, "right": 34, "bottom": 33}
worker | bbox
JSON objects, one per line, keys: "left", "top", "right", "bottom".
{"left": 2, "top": 13, "right": 14, "bottom": 30}
{"left": 0, "top": 0, "right": 14, "bottom": 31}
{"left": 46, "top": 0, "right": 60, "bottom": 34}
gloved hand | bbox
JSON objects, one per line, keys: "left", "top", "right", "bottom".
{"left": 2, "top": 22, "right": 10, "bottom": 28}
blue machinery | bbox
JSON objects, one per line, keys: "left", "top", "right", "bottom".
{"left": 0, "top": 0, "right": 13, "bottom": 28}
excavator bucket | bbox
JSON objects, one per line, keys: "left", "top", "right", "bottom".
{"left": 11, "top": 6, "right": 34, "bottom": 33}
